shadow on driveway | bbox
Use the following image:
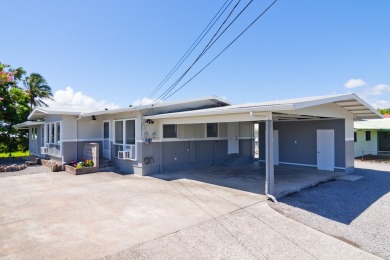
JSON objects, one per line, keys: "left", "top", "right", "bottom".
{"left": 277, "top": 167, "right": 390, "bottom": 224}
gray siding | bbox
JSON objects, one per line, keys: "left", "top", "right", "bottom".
{"left": 140, "top": 140, "right": 228, "bottom": 175}
{"left": 258, "top": 119, "right": 346, "bottom": 168}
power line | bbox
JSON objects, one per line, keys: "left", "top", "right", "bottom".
{"left": 163, "top": 0, "right": 279, "bottom": 101}
{"left": 154, "top": 0, "right": 248, "bottom": 104}
{"left": 148, "top": 0, "right": 234, "bottom": 99}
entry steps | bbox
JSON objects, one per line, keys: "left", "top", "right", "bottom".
{"left": 221, "top": 154, "right": 252, "bottom": 167}
{"left": 99, "top": 159, "right": 116, "bottom": 171}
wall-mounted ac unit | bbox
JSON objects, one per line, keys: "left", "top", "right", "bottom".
{"left": 118, "top": 151, "right": 130, "bottom": 160}
{"left": 41, "top": 147, "right": 48, "bottom": 154}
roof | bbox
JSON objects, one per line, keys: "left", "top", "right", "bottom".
{"left": 28, "top": 107, "right": 97, "bottom": 120}
{"left": 14, "top": 121, "right": 45, "bottom": 129}
{"left": 81, "top": 96, "right": 230, "bottom": 117}
{"left": 354, "top": 119, "right": 390, "bottom": 130}
{"left": 145, "top": 93, "right": 383, "bottom": 120}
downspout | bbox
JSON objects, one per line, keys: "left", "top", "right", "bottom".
{"left": 76, "top": 115, "right": 81, "bottom": 160}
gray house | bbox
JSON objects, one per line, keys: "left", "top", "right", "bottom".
{"left": 16, "top": 93, "right": 382, "bottom": 195}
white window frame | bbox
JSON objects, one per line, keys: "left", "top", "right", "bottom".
{"left": 113, "top": 118, "right": 137, "bottom": 160}
{"left": 206, "top": 123, "right": 219, "bottom": 139}
{"left": 162, "top": 124, "right": 178, "bottom": 140}
{"left": 43, "top": 121, "right": 62, "bottom": 157}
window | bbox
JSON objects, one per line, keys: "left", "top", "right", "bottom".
{"left": 46, "top": 124, "right": 50, "bottom": 143}
{"left": 31, "top": 128, "right": 38, "bottom": 140}
{"left": 114, "top": 119, "right": 135, "bottom": 145}
{"left": 125, "top": 120, "right": 135, "bottom": 144}
{"left": 41, "top": 127, "right": 44, "bottom": 146}
{"left": 354, "top": 132, "right": 357, "bottom": 142}
{"left": 207, "top": 123, "right": 218, "bottom": 138}
{"left": 45, "top": 122, "right": 61, "bottom": 144}
{"left": 104, "top": 122, "right": 109, "bottom": 139}
{"left": 51, "top": 124, "right": 55, "bottom": 143}
{"left": 163, "top": 124, "right": 177, "bottom": 138}
{"left": 115, "top": 121, "right": 123, "bottom": 144}
{"left": 57, "top": 123, "right": 61, "bottom": 143}
{"left": 365, "top": 131, "right": 371, "bottom": 141}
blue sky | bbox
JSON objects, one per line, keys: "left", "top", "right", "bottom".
{"left": 2, "top": 0, "right": 390, "bottom": 109}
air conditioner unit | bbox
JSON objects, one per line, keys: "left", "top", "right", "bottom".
{"left": 118, "top": 151, "right": 131, "bottom": 160}
{"left": 41, "top": 147, "right": 48, "bottom": 154}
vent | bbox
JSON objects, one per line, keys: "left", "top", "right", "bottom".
{"left": 41, "top": 147, "right": 48, "bottom": 154}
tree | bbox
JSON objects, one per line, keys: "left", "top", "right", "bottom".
{"left": 0, "top": 63, "right": 29, "bottom": 155}
{"left": 23, "top": 73, "right": 53, "bottom": 112}
{"left": 378, "top": 108, "right": 390, "bottom": 115}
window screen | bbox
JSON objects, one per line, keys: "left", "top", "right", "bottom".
{"left": 125, "top": 120, "right": 135, "bottom": 144}
{"left": 163, "top": 124, "right": 177, "bottom": 138}
{"left": 354, "top": 132, "right": 357, "bottom": 142}
{"left": 207, "top": 123, "right": 218, "bottom": 138}
{"left": 104, "top": 122, "right": 109, "bottom": 139}
{"left": 115, "top": 121, "right": 123, "bottom": 144}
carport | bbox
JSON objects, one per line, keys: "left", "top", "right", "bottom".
{"left": 152, "top": 162, "right": 344, "bottom": 198}
{"left": 144, "top": 94, "right": 382, "bottom": 196}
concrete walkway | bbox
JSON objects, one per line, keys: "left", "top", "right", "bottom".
{"left": 0, "top": 170, "right": 377, "bottom": 259}
{"left": 102, "top": 202, "right": 378, "bottom": 260}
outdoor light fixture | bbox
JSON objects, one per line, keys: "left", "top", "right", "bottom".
{"left": 145, "top": 119, "right": 154, "bottom": 125}
{"left": 92, "top": 116, "right": 96, "bottom": 120}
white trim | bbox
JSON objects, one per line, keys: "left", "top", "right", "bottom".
{"left": 278, "top": 161, "right": 316, "bottom": 168}
{"left": 60, "top": 138, "right": 104, "bottom": 142}
{"left": 334, "top": 167, "right": 346, "bottom": 170}
{"left": 345, "top": 137, "right": 354, "bottom": 141}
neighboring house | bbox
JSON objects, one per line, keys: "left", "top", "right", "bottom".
{"left": 354, "top": 119, "right": 390, "bottom": 157}
{"left": 15, "top": 93, "right": 382, "bottom": 194}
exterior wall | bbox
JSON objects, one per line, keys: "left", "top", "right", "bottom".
{"left": 136, "top": 140, "right": 228, "bottom": 175}
{"left": 258, "top": 119, "right": 346, "bottom": 169}
{"left": 78, "top": 118, "right": 102, "bottom": 140}
{"left": 354, "top": 130, "right": 378, "bottom": 157}
{"left": 160, "top": 140, "right": 228, "bottom": 173}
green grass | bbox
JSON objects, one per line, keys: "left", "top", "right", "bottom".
{"left": 0, "top": 151, "right": 30, "bottom": 158}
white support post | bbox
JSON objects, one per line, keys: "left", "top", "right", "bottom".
{"left": 265, "top": 119, "right": 274, "bottom": 195}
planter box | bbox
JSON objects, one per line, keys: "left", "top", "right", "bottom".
{"left": 65, "top": 165, "right": 98, "bottom": 175}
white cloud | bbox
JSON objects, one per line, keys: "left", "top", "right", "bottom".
{"left": 370, "top": 100, "right": 390, "bottom": 109}
{"left": 131, "top": 97, "right": 156, "bottom": 107}
{"left": 344, "top": 78, "right": 367, "bottom": 89}
{"left": 46, "top": 86, "right": 120, "bottom": 110}
{"left": 371, "top": 84, "right": 390, "bottom": 96}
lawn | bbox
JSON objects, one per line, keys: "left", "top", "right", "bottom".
{"left": 0, "top": 151, "right": 30, "bottom": 158}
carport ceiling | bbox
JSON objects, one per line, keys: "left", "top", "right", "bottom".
{"left": 273, "top": 112, "right": 330, "bottom": 121}
{"left": 334, "top": 99, "right": 378, "bottom": 120}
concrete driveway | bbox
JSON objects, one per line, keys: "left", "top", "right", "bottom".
{"left": 0, "top": 169, "right": 377, "bottom": 259}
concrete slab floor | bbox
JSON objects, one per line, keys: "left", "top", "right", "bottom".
{"left": 152, "top": 162, "right": 344, "bottom": 198}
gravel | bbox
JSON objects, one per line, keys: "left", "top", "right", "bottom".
{"left": 0, "top": 165, "right": 50, "bottom": 178}
{"left": 270, "top": 161, "right": 390, "bottom": 259}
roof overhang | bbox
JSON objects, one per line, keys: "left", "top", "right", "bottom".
{"left": 145, "top": 93, "right": 383, "bottom": 121}
{"left": 14, "top": 121, "right": 45, "bottom": 129}
{"left": 81, "top": 96, "right": 230, "bottom": 117}
{"left": 28, "top": 107, "right": 82, "bottom": 120}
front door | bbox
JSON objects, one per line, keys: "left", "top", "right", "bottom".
{"left": 317, "top": 129, "right": 335, "bottom": 171}
{"left": 228, "top": 122, "right": 239, "bottom": 154}
{"left": 103, "top": 121, "right": 111, "bottom": 159}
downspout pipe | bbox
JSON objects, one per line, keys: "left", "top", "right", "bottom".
{"left": 76, "top": 115, "right": 81, "bottom": 161}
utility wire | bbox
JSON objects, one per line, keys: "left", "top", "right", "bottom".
{"left": 153, "top": 0, "right": 246, "bottom": 104}
{"left": 163, "top": 0, "right": 279, "bottom": 101}
{"left": 148, "top": 0, "right": 234, "bottom": 99}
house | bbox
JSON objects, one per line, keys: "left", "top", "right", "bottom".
{"left": 354, "top": 118, "right": 390, "bottom": 157}
{"left": 15, "top": 93, "right": 382, "bottom": 195}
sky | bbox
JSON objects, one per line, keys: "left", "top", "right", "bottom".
{"left": 2, "top": 0, "right": 390, "bottom": 110}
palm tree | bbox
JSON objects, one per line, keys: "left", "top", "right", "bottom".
{"left": 23, "top": 73, "right": 53, "bottom": 111}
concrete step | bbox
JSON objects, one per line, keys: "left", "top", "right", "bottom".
{"left": 221, "top": 155, "right": 252, "bottom": 167}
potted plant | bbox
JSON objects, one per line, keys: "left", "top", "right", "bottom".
{"left": 65, "top": 159, "right": 98, "bottom": 175}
